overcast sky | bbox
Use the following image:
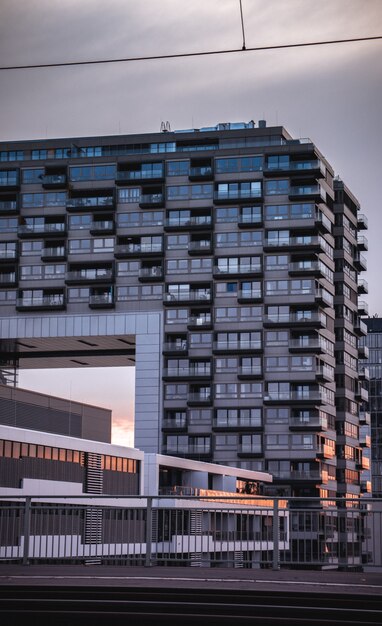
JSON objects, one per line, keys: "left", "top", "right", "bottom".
{"left": 2, "top": 0, "right": 382, "bottom": 446}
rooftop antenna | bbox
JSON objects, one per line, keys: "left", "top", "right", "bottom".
{"left": 160, "top": 121, "right": 171, "bottom": 133}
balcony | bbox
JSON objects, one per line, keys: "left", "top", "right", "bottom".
{"left": 88, "top": 293, "right": 115, "bottom": 309}
{"left": 237, "top": 444, "right": 262, "bottom": 457}
{"left": 237, "top": 365, "right": 263, "bottom": 379}
{"left": 288, "top": 261, "right": 324, "bottom": 277}
{"left": 237, "top": 289, "right": 262, "bottom": 303}
{"left": 359, "top": 411, "right": 370, "bottom": 425}
{"left": 0, "top": 271, "right": 17, "bottom": 287}
{"left": 164, "top": 215, "right": 212, "bottom": 231}
{"left": 0, "top": 172, "right": 19, "bottom": 191}
{"left": 355, "top": 386, "right": 368, "bottom": 402}
{"left": 164, "top": 290, "right": 212, "bottom": 305}
{"left": 358, "top": 366, "right": 370, "bottom": 381}
{"left": 360, "top": 433, "right": 371, "bottom": 448}
{"left": 18, "top": 223, "right": 67, "bottom": 238}
{"left": 162, "top": 342, "right": 188, "bottom": 356}
{"left": 315, "top": 288, "right": 333, "bottom": 307}
{"left": 358, "top": 345, "right": 369, "bottom": 359}
{"left": 213, "top": 417, "right": 262, "bottom": 431}
{"left": 116, "top": 167, "right": 164, "bottom": 185}
{"left": 289, "top": 184, "right": 326, "bottom": 202}
{"left": 289, "top": 414, "right": 328, "bottom": 431}
{"left": 360, "top": 480, "right": 372, "bottom": 493}
{"left": 187, "top": 392, "right": 212, "bottom": 406}
{"left": 289, "top": 337, "right": 324, "bottom": 353}
{"left": 263, "top": 235, "right": 327, "bottom": 253}
{"left": 357, "top": 213, "right": 368, "bottom": 230}
{"left": 354, "top": 318, "right": 367, "bottom": 336}
{"left": 0, "top": 199, "right": 18, "bottom": 214}
{"left": 162, "top": 365, "right": 212, "bottom": 381}
{"left": 16, "top": 294, "right": 65, "bottom": 311}
{"left": 138, "top": 266, "right": 163, "bottom": 281}
{"left": 264, "top": 160, "right": 326, "bottom": 178}
{"left": 41, "top": 174, "right": 67, "bottom": 189}
{"left": 272, "top": 470, "right": 323, "bottom": 482}
{"left": 237, "top": 211, "right": 263, "bottom": 228}
{"left": 354, "top": 253, "right": 367, "bottom": 272}
{"left": 187, "top": 315, "right": 213, "bottom": 330}
{"left": 164, "top": 444, "right": 211, "bottom": 457}
{"left": 115, "top": 242, "right": 163, "bottom": 258}
{"left": 41, "top": 246, "right": 66, "bottom": 261}
{"left": 188, "top": 240, "right": 213, "bottom": 255}
{"left": 65, "top": 268, "right": 114, "bottom": 285}
{"left": 213, "top": 264, "right": 262, "bottom": 279}
{"left": 189, "top": 165, "right": 214, "bottom": 181}
{"left": 214, "top": 188, "right": 262, "bottom": 204}
{"left": 162, "top": 417, "right": 187, "bottom": 431}
{"left": 89, "top": 220, "right": 115, "bottom": 235}
{"left": 66, "top": 196, "right": 114, "bottom": 211}
{"left": 357, "top": 279, "right": 368, "bottom": 295}
{"left": 264, "top": 390, "right": 324, "bottom": 404}
{"left": 0, "top": 248, "right": 18, "bottom": 262}
{"left": 139, "top": 193, "right": 164, "bottom": 208}
{"left": 213, "top": 340, "right": 262, "bottom": 354}
{"left": 357, "top": 235, "right": 368, "bottom": 251}
{"left": 358, "top": 300, "right": 369, "bottom": 316}
{"left": 264, "top": 311, "right": 326, "bottom": 329}
{"left": 356, "top": 456, "right": 370, "bottom": 471}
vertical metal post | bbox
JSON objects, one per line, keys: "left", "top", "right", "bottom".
{"left": 22, "top": 497, "right": 31, "bottom": 566}
{"left": 145, "top": 497, "right": 152, "bottom": 567}
{"left": 272, "top": 498, "right": 280, "bottom": 571}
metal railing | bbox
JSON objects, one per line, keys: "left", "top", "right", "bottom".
{"left": 1, "top": 496, "right": 381, "bottom": 569}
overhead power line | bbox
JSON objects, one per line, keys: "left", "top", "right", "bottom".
{"left": 0, "top": 35, "right": 381, "bottom": 72}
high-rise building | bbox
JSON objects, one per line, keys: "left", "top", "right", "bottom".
{"left": 361, "top": 317, "right": 381, "bottom": 496}
{"left": 0, "top": 120, "right": 369, "bottom": 500}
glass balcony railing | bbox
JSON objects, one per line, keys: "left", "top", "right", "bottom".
{"left": 116, "top": 169, "right": 163, "bottom": 181}
{"left": 165, "top": 215, "right": 212, "bottom": 228}
{"left": 66, "top": 196, "right": 114, "bottom": 208}
{"left": 164, "top": 290, "right": 211, "bottom": 303}
{"left": 0, "top": 200, "right": 17, "bottom": 212}
{"left": 115, "top": 243, "right": 163, "bottom": 255}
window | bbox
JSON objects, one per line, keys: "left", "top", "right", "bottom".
{"left": 167, "top": 160, "right": 189, "bottom": 176}
{"left": 265, "top": 179, "right": 289, "bottom": 195}
{"left": 215, "top": 207, "right": 239, "bottom": 223}
{"left": 68, "top": 288, "right": 90, "bottom": 302}
{"left": 167, "top": 234, "right": 188, "bottom": 250}
{"left": 20, "top": 241, "right": 43, "bottom": 256}
{"left": 116, "top": 286, "right": 139, "bottom": 301}
{"left": 117, "top": 261, "right": 140, "bottom": 276}
{"left": 265, "top": 330, "right": 288, "bottom": 346}
{"left": 216, "top": 181, "right": 262, "bottom": 199}
{"left": 22, "top": 168, "right": 44, "bottom": 184}
{"left": 69, "top": 214, "right": 92, "bottom": 230}
{"left": 118, "top": 187, "right": 141, "bottom": 203}
{"left": 240, "top": 434, "right": 262, "bottom": 453}
{"left": 265, "top": 255, "right": 288, "bottom": 270}
{"left": 22, "top": 192, "right": 66, "bottom": 207}
{"left": 215, "top": 156, "right": 262, "bottom": 173}
{"left": 165, "top": 309, "right": 188, "bottom": 324}
{"left": 69, "top": 165, "right": 116, "bottom": 181}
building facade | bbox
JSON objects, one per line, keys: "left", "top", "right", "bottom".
{"left": 362, "top": 317, "right": 381, "bottom": 496}
{"left": 0, "top": 120, "right": 369, "bottom": 500}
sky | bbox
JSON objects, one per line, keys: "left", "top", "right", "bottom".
{"left": 1, "top": 0, "right": 381, "bottom": 447}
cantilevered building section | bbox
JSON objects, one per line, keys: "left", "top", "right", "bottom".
{"left": 0, "top": 120, "right": 369, "bottom": 501}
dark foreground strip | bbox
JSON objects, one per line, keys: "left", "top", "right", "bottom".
{"left": 1, "top": 586, "right": 382, "bottom": 625}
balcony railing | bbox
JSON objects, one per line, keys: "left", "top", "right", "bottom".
{"left": 16, "top": 295, "right": 65, "bottom": 309}
{"left": 138, "top": 267, "right": 163, "bottom": 279}
{"left": 289, "top": 185, "right": 326, "bottom": 201}
{"left": 115, "top": 243, "right": 163, "bottom": 255}
{"left": 214, "top": 264, "right": 262, "bottom": 276}
{"left": 264, "top": 390, "right": 324, "bottom": 402}
{"left": 187, "top": 316, "right": 212, "bottom": 328}
{"left": 139, "top": 193, "right": 164, "bottom": 206}
{"left": 214, "top": 189, "right": 262, "bottom": 202}
{"left": 116, "top": 169, "right": 163, "bottom": 182}
{"left": 0, "top": 200, "right": 17, "bottom": 212}
{"left": 289, "top": 415, "right": 328, "bottom": 429}
{"left": 213, "top": 340, "right": 262, "bottom": 352}
{"left": 88, "top": 294, "right": 114, "bottom": 306}
{"left": 18, "top": 223, "right": 66, "bottom": 235}
{"left": 163, "top": 366, "right": 211, "bottom": 379}
{"left": 164, "top": 291, "right": 212, "bottom": 303}
{"left": 41, "top": 174, "right": 67, "bottom": 187}
{"left": 165, "top": 215, "right": 212, "bottom": 229}
{"left": 66, "top": 269, "right": 114, "bottom": 282}
{"left": 66, "top": 197, "right": 114, "bottom": 209}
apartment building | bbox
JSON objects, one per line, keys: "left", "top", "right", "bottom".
{"left": 0, "top": 120, "right": 369, "bottom": 501}
{"left": 361, "top": 317, "right": 381, "bottom": 496}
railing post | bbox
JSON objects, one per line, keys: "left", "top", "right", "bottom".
{"left": 22, "top": 497, "right": 31, "bottom": 566}
{"left": 272, "top": 498, "right": 280, "bottom": 571}
{"left": 145, "top": 496, "right": 153, "bottom": 567}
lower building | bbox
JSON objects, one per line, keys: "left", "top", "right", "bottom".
{"left": 0, "top": 423, "right": 288, "bottom": 568}
{"left": 0, "top": 383, "right": 112, "bottom": 442}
